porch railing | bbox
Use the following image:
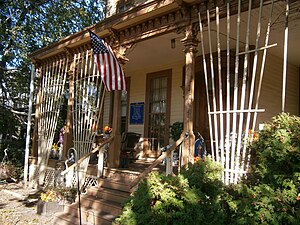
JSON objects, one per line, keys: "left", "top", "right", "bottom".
{"left": 61, "top": 135, "right": 114, "bottom": 188}
{"left": 130, "top": 133, "right": 187, "bottom": 191}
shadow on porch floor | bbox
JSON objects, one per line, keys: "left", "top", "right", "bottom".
{"left": 118, "top": 158, "right": 178, "bottom": 174}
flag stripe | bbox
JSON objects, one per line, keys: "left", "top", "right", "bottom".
{"left": 89, "top": 30, "right": 126, "bottom": 92}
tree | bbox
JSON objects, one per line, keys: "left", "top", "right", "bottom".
{"left": 0, "top": 0, "right": 106, "bottom": 164}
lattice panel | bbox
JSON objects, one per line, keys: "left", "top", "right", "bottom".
{"left": 37, "top": 56, "right": 68, "bottom": 184}
{"left": 198, "top": 0, "right": 277, "bottom": 184}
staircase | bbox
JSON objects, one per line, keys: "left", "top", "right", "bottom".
{"left": 53, "top": 169, "right": 137, "bottom": 225}
{"left": 53, "top": 159, "right": 162, "bottom": 225}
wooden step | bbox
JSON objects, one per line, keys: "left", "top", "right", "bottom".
{"left": 72, "top": 195, "right": 123, "bottom": 216}
{"left": 87, "top": 186, "right": 130, "bottom": 204}
{"left": 98, "top": 178, "right": 131, "bottom": 192}
{"left": 102, "top": 167, "right": 140, "bottom": 183}
{"left": 54, "top": 210, "right": 114, "bottom": 225}
{"left": 54, "top": 167, "right": 139, "bottom": 224}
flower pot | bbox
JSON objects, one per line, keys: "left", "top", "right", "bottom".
{"left": 37, "top": 199, "right": 64, "bottom": 215}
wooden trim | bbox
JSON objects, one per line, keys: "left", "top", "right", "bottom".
{"left": 144, "top": 69, "right": 172, "bottom": 146}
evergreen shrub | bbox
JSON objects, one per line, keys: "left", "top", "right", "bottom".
{"left": 225, "top": 113, "right": 300, "bottom": 224}
{"left": 114, "top": 113, "right": 300, "bottom": 225}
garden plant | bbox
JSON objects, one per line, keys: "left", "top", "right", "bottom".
{"left": 114, "top": 113, "right": 300, "bottom": 225}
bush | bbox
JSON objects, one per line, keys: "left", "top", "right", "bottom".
{"left": 225, "top": 113, "right": 300, "bottom": 225}
{"left": 114, "top": 157, "right": 226, "bottom": 225}
{"left": 115, "top": 113, "right": 300, "bottom": 225}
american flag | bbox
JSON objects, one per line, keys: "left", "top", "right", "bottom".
{"left": 89, "top": 30, "right": 126, "bottom": 91}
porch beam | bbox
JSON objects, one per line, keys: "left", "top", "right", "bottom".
{"left": 181, "top": 23, "right": 199, "bottom": 167}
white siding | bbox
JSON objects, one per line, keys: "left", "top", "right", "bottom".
{"left": 257, "top": 53, "right": 299, "bottom": 125}
{"left": 125, "top": 60, "right": 185, "bottom": 137}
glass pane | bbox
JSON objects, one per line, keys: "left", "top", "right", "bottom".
{"left": 161, "top": 77, "right": 167, "bottom": 87}
{"left": 161, "top": 87, "right": 167, "bottom": 100}
{"left": 148, "top": 75, "right": 169, "bottom": 150}
{"left": 161, "top": 100, "right": 166, "bottom": 113}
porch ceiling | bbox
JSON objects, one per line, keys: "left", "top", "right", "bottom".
{"left": 125, "top": 0, "right": 300, "bottom": 71}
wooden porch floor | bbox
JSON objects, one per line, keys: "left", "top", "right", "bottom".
{"left": 117, "top": 158, "right": 179, "bottom": 174}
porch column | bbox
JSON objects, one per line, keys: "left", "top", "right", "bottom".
{"left": 31, "top": 64, "right": 42, "bottom": 158}
{"left": 108, "top": 91, "right": 122, "bottom": 168}
{"left": 108, "top": 44, "right": 130, "bottom": 168}
{"left": 181, "top": 24, "right": 199, "bottom": 167}
{"left": 63, "top": 50, "right": 74, "bottom": 161}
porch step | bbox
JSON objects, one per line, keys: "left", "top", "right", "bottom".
{"left": 98, "top": 178, "right": 131, "bottom": 192}
{"left": 54, "top": 172, "right": 133, "bottom": 224}
{"left": 54, "top": 210, "right": 114, "bottom": 225}
{"left": 87, "top": 186, "right": 130, "bottom": 203}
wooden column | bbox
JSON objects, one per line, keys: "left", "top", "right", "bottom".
{"left": 63, "top": 49, "right": 74, "bottom": 160}
{"left": 108, "top": 44, "right": 130, "bottom": 168}
{"left": 108, "top": 90, "right": 122, "bottom": 168}
{"left": 181, "top": 24, "right": 198, "bottom": 167}
{"left": 31, "top": 65, "right": 42, "bottom": 158}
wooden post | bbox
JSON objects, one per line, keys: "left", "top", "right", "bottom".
{"left": 31, "top": 65, "right": 42, "bottom": 158}
{"left": 181, "top": 23, "right": 198, "bottom": 167}
{"left": 63, "top": 49, "right": 74, "bottom": 160}
{"left": 107, "top": 44, "right": 130, "bottom": 168}
{"left": 108, "top": 90, "right": 122, "bottom": 168}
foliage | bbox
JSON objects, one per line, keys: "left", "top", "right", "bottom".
{"left": 114, "top": 157, "right": 227, "bottom": 225}
{"left": 169, "top": 121, "right": 183, "bottom": 141}
{"left": 248, "top": 113, "right": 300, "bottom": 188}
{"left": 115, "top": 113, "right": 300, "bottom": 225}
{"left": 0, "top": 0, "right": 106, "bottom": 165}
{"left": 40, "top": 186, "right": 77, "bottom": 204}
{"left": 224, "top": 113, "right": 300, "bottom": 225}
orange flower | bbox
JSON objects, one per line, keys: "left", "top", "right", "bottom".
{"left": 103, "top": 126, "right": 112, "bottom": 133}
{"left": 194, "top": 156, "right": 200, "bottom": 162}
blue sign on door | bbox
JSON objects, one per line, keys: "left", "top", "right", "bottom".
{"left": 130, "top": 102, "right": 144, "bottom": 124}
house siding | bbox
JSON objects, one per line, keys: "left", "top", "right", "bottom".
{"left": 126, "top": 60, "right": 185, "bottom": 138}
{"left": 257, "top": 53, "right": 299, "bottom": 125}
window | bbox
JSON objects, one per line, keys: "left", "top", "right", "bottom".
{"left": 145, "top": 70, "right": 172, "bottom": 151}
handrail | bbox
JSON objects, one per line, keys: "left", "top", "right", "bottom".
{"left": 61, "top": 135, "right": 114, "bottom": 176}
{"left": 130, "top": 133, "right": 187, "bottom": 189}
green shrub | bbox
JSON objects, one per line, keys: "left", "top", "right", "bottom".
{"left": 248, "top": 113, "right": 300, "bottom": 189}
{"left": 115, "top": 113, "right": 300, "bottom": 225}
{"left": 114, "top": 157, "right": 226, "bottom": 225}
{"left": 225, "top": 113, "right": 300, "bottom": 225}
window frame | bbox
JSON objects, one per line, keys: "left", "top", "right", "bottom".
{"left": 144, "top": 69, "right": 172, "bottom": 149}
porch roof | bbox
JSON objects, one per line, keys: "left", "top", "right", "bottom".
{"left": 29, "top": 0, "right": 300, "bottom": 67}
{"left": 29, "top": 0, "right": 180, "bottom": 61}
